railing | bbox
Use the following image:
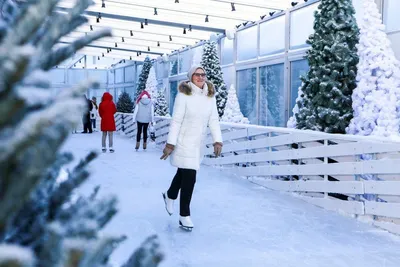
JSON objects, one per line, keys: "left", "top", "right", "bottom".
{"left": 116, "top": 113, "right": 400, "bottom": 235}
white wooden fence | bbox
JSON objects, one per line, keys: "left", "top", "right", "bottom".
{"left": 116, "top": 113, "right": 400, "bottom": 235}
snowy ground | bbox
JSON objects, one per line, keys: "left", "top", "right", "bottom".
{"left": 62, "top": 131, "right": 400, "bottom": 267}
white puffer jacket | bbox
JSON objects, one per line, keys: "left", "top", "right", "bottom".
{"left": 167, "top": 81, "right": 222, "bottom": 171}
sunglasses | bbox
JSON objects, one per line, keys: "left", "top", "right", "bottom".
{"left": 193, "top": 73, "right": 206, "bottom": 78}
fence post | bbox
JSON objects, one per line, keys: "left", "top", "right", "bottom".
{"left": 268, "top": 132, "right": 272, "bottom": 181}
{"left": 324, "top": 139, "right": 328, "bottom": 199}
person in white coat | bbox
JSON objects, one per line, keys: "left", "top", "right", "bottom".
{"left": 160, "top": 65, "right": 223, "bottom": 230}
{"left": 132, "top": 90, "right": 154, "bottom": 150}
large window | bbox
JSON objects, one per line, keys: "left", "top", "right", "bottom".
{"left": 259, "top": 63, "right": 285, "bottom": 127}
{"left": 170, "top": 55, "right": 178, "bottom": 76}
{"left": 179, "top": 50, "right": 192, "bottom": 73}
{"left": 236, "top": 68, "right": 257, "bottom": 124}
{"left": 124, "top": 66, "right": 135, "bottom": 82}
{"left": 115, "top": 68, "right": 124, "bottom": 83}
{"left": 384, "top": 0, "right": 400, "bottom": 32}
{"left": 108, "top": 70, "right": 114, "bottom": 84}
{"left": 49, "top": 68, "right": 65, "bottom": 84}
{"left": 88, "top": 70, "right": 107, "bottom": 84}
{"left": 290, "top": 3, "right": 318, "bottom": 49}
{"left": 260, "top": 16, "right": 285, "bottom": 56}
{"left": 222, "top": 66, "right": 234, "bottom": 91}
{"left": 191, "top": 45, "right": 203, "bottom": 66}
{"left": 169, "top": 81, "right": 178, "bottom": 114}
{"left": 237, "top": 26, "right": 258, "bottom": 61}
{"left": 290, "top": 59, "right": 309, "bottom": 117}
{"left": 68, "top": 69, "right": 85, "bottom": 84}
{"left": 124, "top": 86, "right": 135, "bottom": 99}
{"left": 221, "top": 37, "right": 234, "bottom": 65}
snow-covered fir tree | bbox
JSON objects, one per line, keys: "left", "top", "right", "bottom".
{"left": 135, "top": 57, "right": 152, "bottom": 103}
{"left": 346, "top": 0, "right": 400, "bottom": 139}
{"left": 287, "top": 83, "right": 306, "bottom": 128}
{"left": 221, "top": 84, "right": 249, "bottom": 124}
{"left": 116, "top": 91, "right": 134, "bottom": 113}
{"left": 154, "top": 89, "right": 170, "bottom": 117}
{"left": 201, "top": 41, "right": 228, "bottom": 118}
{"left": 294, "top": 0, "right": 360, "bottom": 133}
{"left": 0, "top": 0, "right": 164, "bottom": 265}
{"left": 145, "top": 66, "right": 157, "bottom": 98}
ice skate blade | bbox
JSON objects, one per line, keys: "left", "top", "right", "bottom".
{"left": 179, "top": 221, "right": 193, "bottom": 231}
{"left": 162, "top": 192, "right": 172, "bottom": 216}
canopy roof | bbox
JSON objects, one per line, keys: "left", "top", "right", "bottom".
{"left": 58, "top": 0, "right": 294, "bottom": 62}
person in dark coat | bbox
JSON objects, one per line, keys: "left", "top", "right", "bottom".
{"left": 99, "top": 92, "right": 117, "bottom": 152}
{"left": 82, "top": 95, "right": 93, "bottom": 133}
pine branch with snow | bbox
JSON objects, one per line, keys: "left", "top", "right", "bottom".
{"left": 0, "top": 0, "right": 165, "bottom": 266}
{"left": 145, "top": 66, "right": 157, "bottom": 98}
{"left": 154, "top": 89, "right": 170, "bottom": 117}
{"left": 294, "top": 0, "right": 360, "bottom": 133}
{"left": 201, "top": 41, "right": 227, "bottom": 118}
{"left": 135, "top": 57, "right": 152, "bottom": 103}
{"left": 346, "top": 0, "right": 400, "bottom": 139}
{"left": 221, "top": 85, "right": 249, "bottom": 124}
{"left": 117, "top": 92, "right": 134, "bottom": 113}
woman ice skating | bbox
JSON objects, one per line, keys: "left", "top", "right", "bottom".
{"left": 160, "top": 65, "right": 223, "bottom": 231}
{"left": 133, "top": 90, "right": 154, "bottom": 151}
{"left": 99, "top": 92, "right": 117, "bottom": 153}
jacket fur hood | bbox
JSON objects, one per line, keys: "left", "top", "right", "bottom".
{"left": 178, "top": 81, "right": 215, "bottom": 97}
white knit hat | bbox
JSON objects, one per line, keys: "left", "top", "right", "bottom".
{"left": 187, "top": 65, "right": 206, "bottom": 81}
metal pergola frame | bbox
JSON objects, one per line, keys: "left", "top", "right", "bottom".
{"left": 57, "top": 0, "right": 292, "bottom": 61}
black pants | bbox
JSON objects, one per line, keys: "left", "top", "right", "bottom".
{"left": 136, "top": 122, "right": 149, "bottom": 142}
{"left": 83, "top": 114, "right": 92, "bottom": 133}
{"left": 167, "top": 168, "right": 196, "bottom": 216}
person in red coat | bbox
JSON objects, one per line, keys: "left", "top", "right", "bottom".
{"left": 99, "top": 92, "right": 117, "bottom": 153}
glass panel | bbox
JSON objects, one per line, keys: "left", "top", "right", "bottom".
{"left": 259, "top": 63, "right": 285, "bottom": 127}
{"left": 237, "top": 26, "right": 258, "bottom": 61}
{"left": 88, "top": 70, "right": 107, "bottom": 84}
{"left": 260, "top": 16, "right": 285, "bottom": 56}
{"left": 388, "top": 32, "right": 400, "bottom": 60}
{"left": 108, "top": 70, "right": 114, "bottom": 84}
{"left": 222, "top": 66, "right": 234, "bottom": 91}
{"left": 169, "top": 81, "right": 178, "bottom": 114}
{"left": 191, "top": 45, "right": 203, "bottom": 66}
{"left": 170, "top": 55, "right": 178, "bottom": 76}
{"left": 384, "top": 0, "right": 400, "bottom": 32}
{"left": 221, "top": 37, "right": 234, "bottom": 65}
{"left": 290, "top": 2, "right": 319, "bottom": 49}
{"left": 115, "top": 68, "right": 124, "bottom": 83}
{"left": 124, "top": 86, "right": 136, "bottom": 99}
{"left": 236, "top": 68, "right": 257, "bottom": 124}
{"left": 68, "top": 69, "right": 85, "bottom": 84}
{"left": 49, "top": 68, "right": 65, "bottom": 83}
{"left": 115, "top": 87, "right": 124, "bottom": 100}
{"left": 179, "top": 50, "right": 193, "bottom": 74}
{"left": 124, "top": 66, "right": 135, "bottom": 82}
{"left": 290, "top": 59, "right": 309, "bottom": 117}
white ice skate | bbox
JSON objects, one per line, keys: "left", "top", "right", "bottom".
{"left": 102, "top": 147, "right": 106, "bottom": 153}
{"left": 109, "top": 147, "right": 114, "bottom": 153}
{"left": 179, "top": 216, "right": 194, "bottom": 231}
{"left": 162, "top": 192, "right": 174, "bottom": 216}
